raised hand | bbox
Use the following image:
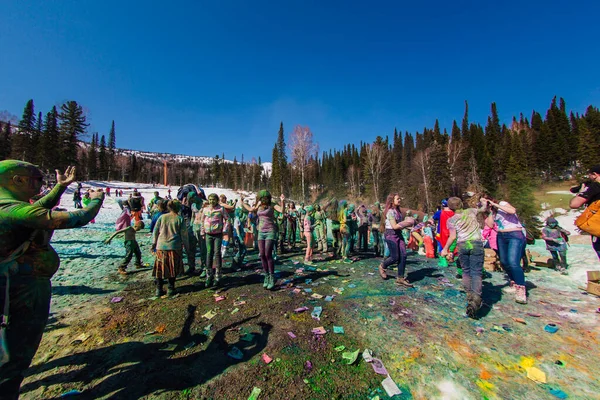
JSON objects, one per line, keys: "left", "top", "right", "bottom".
{"left": 56, "top": 166, "right": 77, "bottom": 186}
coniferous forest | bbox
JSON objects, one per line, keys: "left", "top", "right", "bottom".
{"left": 2, "top": 97, "right": 600, "bottom": 232}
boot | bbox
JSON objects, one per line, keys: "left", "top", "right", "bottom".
{"left": 214, "top": 268, "right": 222, "bottom": 287}
{"left": 266, "top": 273, "right": 275, "bottom": 290}
{"left": 155, "top": 279, "right": 166, "bottom": 297}
{"left": 118, "top": 266, "right": 127, "bottom": 275}
{"left": 205, "top": 272, "right": 214, "bottom": 288}
{"left": 263, "top": 273, "right": 269, "bottom": 288}
{"left": 199, "top": 269, "right": 207, "bottom": 278}
{"left": 167, "top": 279, "right": 177, "bottom": 296}
{"left": 515, "top": 284, "right": 527, "bottom": 304}
{"left": 466, "top": 292, "right": 482, "bottom": 319}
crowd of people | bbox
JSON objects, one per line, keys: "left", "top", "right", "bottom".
{"left": 3, "top": 159, "right": 600, "bottom": 399}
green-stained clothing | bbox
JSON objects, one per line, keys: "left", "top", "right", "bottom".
{"left": 120, "top": 239, "right": 142, "bottom": 268}
{"left": 153, "top": 213, "right": 189, "bottom": 251}
{"left": 0, "top": 184, "right": 103, "bottom": 277}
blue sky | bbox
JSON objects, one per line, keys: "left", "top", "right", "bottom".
{"left": 1, "top": 1, "right": 599, "bottom": 161}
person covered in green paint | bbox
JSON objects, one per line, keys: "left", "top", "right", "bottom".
{"left": 441, "top": 197, "right": 488, "bottom": 318}
{"left": 241, "top": 190, "right": 285, "bottom": 290}
{"left": 105, "top": 220, "right": 145, "bottom": 275}
{"left": 541, "top": 217, "right": 570, "bottom": 274}
{"left": 314, "top": 204, "right": 327, "bottom": 253}
{"left": 232, "top": 208, "right": 247, "bottom": 269}
{"left": 370, "top": 202, "right": 383, "bottom": 257}
{"left": 0, "top": 161, "right": 104, "bottom": 398}
{"left": 322, "top": 198, "right": 341, "bottom": 258}
{"left": 275, "top": 205, "right": 287, "bottom": 255}
{"left": 338, "top": 200, "right": 353, "bottom": 263}
{"left": 286, "top": 202, "right": 298, "bottom": 250}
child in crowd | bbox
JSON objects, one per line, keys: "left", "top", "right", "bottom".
{"left": 233, "top": 208, "right": 247, "bottom": 269}
{"left": 541, "top": 217, "right": 571, "bottom": 274}
{"left": 441, "top": 197, "right": 487, "bottom": 318}
{"left": 152, "top": 200, "right": 189, "bottom": 296}
{"left": 105, "top": 220, "right": 145, "bottom": 275}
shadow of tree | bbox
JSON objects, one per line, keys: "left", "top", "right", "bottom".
{"left": 22, "top": 309, "right": 270, "bottom": 399}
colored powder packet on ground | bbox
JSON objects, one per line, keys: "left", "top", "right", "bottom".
{"left": 159, "top": 343, "right": 177, "bottom": 352}
{"left": 248, "top": 386, "right": 262, "bottom": 400}
{"left": 231, "top": 308, "right": 239, "bottom": 314}
{"left": 333, "top": 326, "right": 344, "bottom": 334}
{"left": 241, "top": 333, "right": 254, "bottom": 342}
{"left": 295, "top": 306, "right": 309, "bottom": 313}
{"left": 287, "top": 332, "right": 296, "bottom": 339}
{"left": 342, "top": 349, "right": 360, "bottom": 365}
{"left": 304, "top": 288, "right": 313, "bottom": 293}
{"left": 203, "top": 310, "right": 217, "bottom": 320}
{"left": 227, "top": 346, "right": 243, "bottom": 360}
{"left": 311, "top": 306, "right": 323, "bottom": 319}
{"left": 334, "top": 345, "right": 345, "bottom": 352}
{"left": 233, "top": 300, "right": 246, "bottom": 306}
{"left": 262, "top": 353, "right": 273, "bottom": 364}
{"left": 215, "top": 296, "right": 226, "bottom": 302}
{"left": 371, "top": 358, "right": 388, "bottom": 375}
{"left": 382, "top": 376, "right": 402, "bottom": 397}
{"left": 60, "top": 389, "right": 83, "bottom": 397}
{"left": 325, "top": 295, "right": 335, "bottom": 302}
{"left": 362, "top": 349, "right": 374, "bottom": 363}
{"left": 311, "top": 327, "right": 327, "bottom": 335}
{"left": 348, "top": 284, "right": 357, "bottom": 288}
{"left": 110, "top": 297, "right": 123, "bottom": 303}
{"left": 311, "top": 293, "right": 324, "bottom": 299}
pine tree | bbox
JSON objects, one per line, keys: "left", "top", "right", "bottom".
{"left": 87, "top": 134, "right": 98, "bottom": 179}
{"left": 506, "top": 132, "right": 539, "bottom": 236}
{"left": 274, "top": 122, "right": 288, "bottom": 196}
{"left": 108, "top": 120, "right": 116, "bottom": 180}
{"left": 31, "top": 111, "right": 43, "bottom": 165}
{"left": 98, "top": 134, "right": 107, "bottom": 179}
{"left": 39, "top": 106, "right": 60, "bottom": 170}
{"left": 59, "top": 101, "right": 88, "bottom": 171}
{"left": 0, "top": 122, "right": 12, "bottom": 160}
{"left": 577, "top": 119, "right": 600, "bottom": 171}
{"left": 12, "top": 99, "right": 36, "bottom": 161}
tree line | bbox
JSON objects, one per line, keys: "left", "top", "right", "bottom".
{"left": 271, "top": 97, "right": 600, "bottom": 231}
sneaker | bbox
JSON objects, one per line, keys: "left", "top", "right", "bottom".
{"left": 266, "top": 274, "right": 275, "bottom": 290}
{"left": 515, "top": 284, "right": 527, "bottom": 304}
{"left": 342, "top": 258, "right": 353, "bottom": 264}
{"left": 205, "top": 276, "right": 214, "bottom": 288}
{"left": 263, "top": 274, "right": 269, "bottom": 288}
{"left": 155, "top": 286, "right": 166, "bottom": 297}
{"left": 118, "top": 267, "right": 127, "bottom": 275}
{"left": 167, "top": 287, "right": 177, "bottom": 296}
{"left": 502, "top": 281, "right": 516, "bottom": 294}
{"left": 395, "top": 277, "right": 414, "bottom": 288}
{"left": 199, "top": 270, "right": 207, "bottom": 278}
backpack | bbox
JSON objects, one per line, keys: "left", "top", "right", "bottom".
{"left": 177, "top": 184, "right": 206, "bottom": 202}
{"left": 575, "top": 200, "right": 600, "bottom": 236}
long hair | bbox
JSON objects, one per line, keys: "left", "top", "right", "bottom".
{"left": 382, "top": 193, "right": 400, "bottom": 221}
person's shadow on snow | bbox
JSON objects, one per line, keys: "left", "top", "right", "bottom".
{"left": 21, "top": 306, "right": 271, "bottom": 399}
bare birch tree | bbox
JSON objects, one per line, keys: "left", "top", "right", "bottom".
{"left": 347, "top": 164, "right": 361, "bottom": 198}
{"left": 363, "top": 136, "right": 390, "bottom": 201}
{"left": 289, "top": 125, "right": 318, "bottom": 202}
{"left": 446, "top": 136, "right": 465, "bottom": 195}
{"left": 413, "top": 149, "right": 432, "bottom": 212}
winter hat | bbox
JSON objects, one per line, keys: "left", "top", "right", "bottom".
{"left": 441, "top": 199, "right": 448, "bottom": 207}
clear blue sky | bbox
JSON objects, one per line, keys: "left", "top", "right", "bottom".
{"left": 1, "top": 0, "right": 599, "bottom": 161}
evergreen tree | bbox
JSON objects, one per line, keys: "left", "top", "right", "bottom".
{"left": 31, "top": 111, "right": 43, "bottom": 165}
{"left": 59, "top": 101, "right": 88, "bottom": 171}
{"left": 12, "top": 99, "right": 36, "bottom": 161}
{"left": 506, "top": 133, "right": 540, "bottom": 236}
{"left": 87, "top": 134, "right": 98, "bottom": 179}
{"left": 272, "top": 122, "right": 288, "bottom": 196}
{"left": 0, "top": 122, "right": 12, "bottom": 160}
{"left": 577, "top": 119, "right": 600, "bottom": 171}
{"left": 98, "top": 134, "right": 107, "bottom": 179}
{"left": 108, "top": 120, "right": 116, "bottom": 180}
{"left": 39, "top": 106, "right": 60, "bottom": 171}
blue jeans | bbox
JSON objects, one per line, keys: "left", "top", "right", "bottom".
{"left": 457, "top": 240, "right": 484, "bottom": 296}
{"left": 383, "top": 230, "right": 407, "bottom": 277}
{"left": 497, "top": 231, "right": 526, "bottom": 286}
